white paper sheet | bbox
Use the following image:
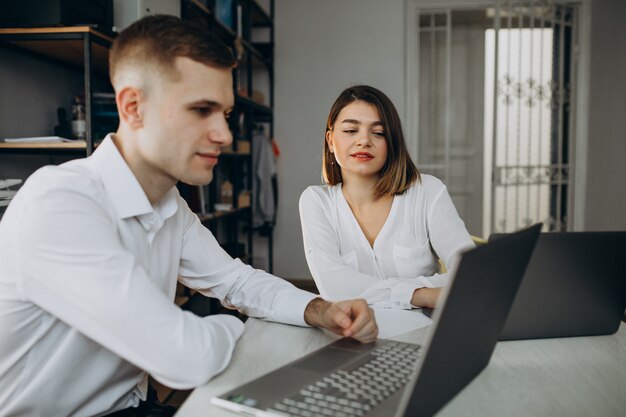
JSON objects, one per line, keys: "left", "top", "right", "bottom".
{"left": 373, "top": 308, "right": 433, "bottom": 339}
{"left": 4, "top": 136, "right": 76, "bottom": 143}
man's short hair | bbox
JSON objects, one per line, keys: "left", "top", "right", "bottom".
{"left": 109, "top": 14, "right": 236, "bottom": 86}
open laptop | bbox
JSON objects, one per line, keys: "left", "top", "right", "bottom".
{"left": 211, "top": 224, "right": 541, "bottom": 417}
{"left": 493, "top": 231, "right": 626, "bottom": 341}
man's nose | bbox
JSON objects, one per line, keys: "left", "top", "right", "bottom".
{"left": 209, "top": 116, "right": 233, "bottom": 147}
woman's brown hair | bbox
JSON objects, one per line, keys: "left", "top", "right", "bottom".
{"left": 322, "top": 85, "right": 420, "bottom": 196}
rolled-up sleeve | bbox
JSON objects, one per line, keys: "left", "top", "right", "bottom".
{"left": 177, "top": 210, "right": 316, "bottom": 327}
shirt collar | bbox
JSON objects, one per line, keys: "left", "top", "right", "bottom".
{"left": 91, "top": 134, "right": 178, "bottom": 221}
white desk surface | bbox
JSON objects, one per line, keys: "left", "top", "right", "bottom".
{"left": 176, "top": 318, "right": 626, "bottom": 417}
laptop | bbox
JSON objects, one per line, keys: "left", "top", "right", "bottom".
{"left": 492, "top": 231, "right": 626, "bottom": 341}
{"left": 211, "top": 223, "right": 541, "bottom": 417}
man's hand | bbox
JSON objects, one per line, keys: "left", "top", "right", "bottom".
{"left": 304, "top": 298, "right": 378, "bottom": 343}
{"left": 411, "top": 287, "right": 442, "bottom": 308}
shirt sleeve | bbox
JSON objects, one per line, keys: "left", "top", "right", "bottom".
{"left": 176, "top": 208, "right": 316, "bottom": 327}
{"left": 300, "top": 188, "right": 382, "bottom": 302}
{"left": 17, "top": 181, "right": 245, "bottom": 390}
{"left": 425, "top": 183, "right": 476, "bottom": 285}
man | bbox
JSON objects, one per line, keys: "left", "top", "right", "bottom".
{"left": 0, "top": 15, "right": 377, "bottom": 417}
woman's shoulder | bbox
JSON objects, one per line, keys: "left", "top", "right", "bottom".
{"left": 405, "top": 174, "right": 446, "bottom": 196}
{"left": 300, "top": 184, "right": 340, "bottom": 205}
{"left": 301, "top": 184, "right": 340, "bottom": 198}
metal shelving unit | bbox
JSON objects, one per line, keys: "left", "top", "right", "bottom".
{"left": 0, "top": 2, "right": 276, "bottom": 272}
{"left": 182, "top": 0, "right": 275, "bottom": 272}
{"left": 0, "top": 26, "right": 114, "bottom": 155}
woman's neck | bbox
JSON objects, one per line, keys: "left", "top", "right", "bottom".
{"left": 341, "top": 174, "right": 394, "bottom": 248}
{"left": 341, "top": 175, "right": 379, "bottom": 207}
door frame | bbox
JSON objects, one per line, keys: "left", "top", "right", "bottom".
{"left": 404, "top": 0, "right": 591, "bottom": 233}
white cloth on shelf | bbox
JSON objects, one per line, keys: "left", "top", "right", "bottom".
{"left": 0, "top": 134, "right": 316, "bottom": 417}
{"left": 252, "top": 131, "right": 277, "bottom": 227}
{"left": 299, "top": 175, "right": 475, "bottom": 309}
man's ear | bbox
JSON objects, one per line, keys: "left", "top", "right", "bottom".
{"left": 116, "top": 87, "right": 144, "bottom": 129}
{"left": 326, "top": 130, "right": 334, "bottom": 153}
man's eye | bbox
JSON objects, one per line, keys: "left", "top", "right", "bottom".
{"left": 192, "top": 107, "right": 210, "bottom": 116}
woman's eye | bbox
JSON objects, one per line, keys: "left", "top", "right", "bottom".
{"left": 373, "top": 131, "right": 386, "bottom": 137}
{"left": 343, "top": 129, "right": 357, "bottom": 134}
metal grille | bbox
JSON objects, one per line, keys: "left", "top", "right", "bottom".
{"left": 488, "top": 0, "right": 577, "bottom": 233}
{"left": 409, "top": 0, "right": 578, "bottom": 236}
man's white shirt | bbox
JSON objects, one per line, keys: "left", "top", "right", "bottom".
{"left": 0, "top": 135, "right": 315, "bottom": 417}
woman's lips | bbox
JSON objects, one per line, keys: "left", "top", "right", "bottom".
{"left": 351, "top": 152, "right": 374, "bottom": 160}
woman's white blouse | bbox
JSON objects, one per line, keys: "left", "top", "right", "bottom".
{"left": 299, "top": 175, "right": 475, "bottom": 309}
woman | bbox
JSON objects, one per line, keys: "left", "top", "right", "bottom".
{"left": 299, "top": 85, "right": 474, "bottom": 309}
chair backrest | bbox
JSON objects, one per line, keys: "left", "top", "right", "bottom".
{"left": 438, "top": 235, "right": 485, "bottom": 273}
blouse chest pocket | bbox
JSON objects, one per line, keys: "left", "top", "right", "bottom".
{"left": 392, "top": 241, "right": 436, "bottom": 278}
{"left": 340, "top": 250, "right": 358, "bottom": 270}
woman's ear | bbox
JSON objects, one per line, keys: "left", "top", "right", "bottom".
{"left": 116, "top": 87, "right": 144, "bottom": 129}
{"left": 326, "top": 130, "right": 334, "bottom": 153}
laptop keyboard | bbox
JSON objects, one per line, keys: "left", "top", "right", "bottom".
{"left": 269, "top": 341, "right": 421, "bottom": 417}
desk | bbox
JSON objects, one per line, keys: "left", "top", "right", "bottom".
{"left": 176, "top": 319, "right": 626, "bottom": 417}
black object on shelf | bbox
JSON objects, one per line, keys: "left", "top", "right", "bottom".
{"left": 54, "top": 107, "right": 72, "bottom": 138}
{"left": 0, "top": 0, "right": 114, "bottom": 31}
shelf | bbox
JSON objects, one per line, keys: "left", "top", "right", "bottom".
{"left": 253, "top": 42, "right": 273, "bottom": 61}
{"left": 249, "top": 0, "right": 273, "bottom": 28}
{"left": 189, "top": 0, "right": 211, "bottom": 15}
{"left": 221, "top": 148, "right": 251, "bottom": 157}
{"left": 213, "top": 18, "right": 237, "bottom": 41}
{"left": 0, "top": 26, "right": 113, "bottom": 75}
{"left": 242, "top": 38, "right": 272, "bottom": 68}
{"left": 196, "top": 205, "right": 251, "bottom": 223}
{"left": 0, "top": 141, "right": 87, "bottom": 153}
{"left": 236, "top": 95, "right": 272, "bottom": 117}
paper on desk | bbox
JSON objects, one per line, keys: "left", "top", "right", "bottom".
{"left": 4, "top": 136, "right": 75, "bottom": 143}
{"left": 373, "top": 308, "right": 432, "bottom": 339}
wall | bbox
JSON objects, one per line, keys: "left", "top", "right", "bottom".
{"left": 583, "top": 0, "right": 626, "bottom": 230}
{"left": 0, "top": 48, "right": 83, "bottom": 140}
{"left": 0, "top": 47, "right": 86, "bottom": 180}
{"left": 273, "top": 0, "right": 407, "bottom": 280}
{"left": 273, "top": 0, "right": 626, "bottom": 281}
